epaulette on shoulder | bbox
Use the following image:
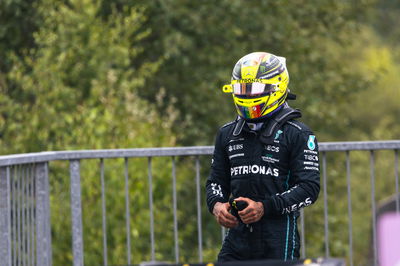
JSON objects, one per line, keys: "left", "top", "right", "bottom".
{"left": 286, "top": 119, "right": 311, "bottom": 132}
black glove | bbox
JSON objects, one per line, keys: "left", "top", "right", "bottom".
{"left": 229, "top": 198, "right": 248, "bottom": 221}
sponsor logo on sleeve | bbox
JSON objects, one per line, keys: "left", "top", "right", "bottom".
{"left": 278, "top": 186, "right": 314, "bottom": 214}
{"left": 282, "top": 197, "right": 313, "bottom": 214}
{"left": 303, "top": 147, "right": 319, "bottom": 171}
{"left": 211, "top": 183, "right": 223, "bottom": 197}
{"left": 307, "top": 135, "right": 316, "bottom": 150}
{"left": 304, "top": 166, "right": 319, "bottom": 171}
{"left": 304, "top": 154, "right": 319, "bottom": 161}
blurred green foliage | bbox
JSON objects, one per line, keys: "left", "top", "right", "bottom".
{"left": 0, "top": 0, "right": 399, "bottom": 265}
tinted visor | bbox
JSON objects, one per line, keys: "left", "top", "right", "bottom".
{"left": 236, "top": 103, "right": 265, "bottom": 120}
{"left": 233, "top": 82, "right": 277, "bottom": 96}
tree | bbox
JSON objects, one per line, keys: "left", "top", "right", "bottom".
{"left": 132, "top": 0, "right": 376, "bottom": 144}
{"left": 1, "top": 0, "right": 178, "bottom": 264}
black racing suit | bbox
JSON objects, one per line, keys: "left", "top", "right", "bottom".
{"left": 205, "top": 106, "right": 320, "bottom": 262}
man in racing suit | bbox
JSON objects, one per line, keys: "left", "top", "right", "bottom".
{"left": 205, "top": 52, "right": 320, "bottom": 261}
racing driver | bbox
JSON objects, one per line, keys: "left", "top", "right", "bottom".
{"left": 206, "top": 52, "right": 320, "bottom": 261}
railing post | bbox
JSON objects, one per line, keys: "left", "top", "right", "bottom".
{"left": 0, "top": 167, "right": 12, "bottom": 266}
{"left": 100, "top": 159, "right": 108, "bottom": 266}
{"left": 171, "top": 156, "right": 179, "bottom": 263}
{"left": 370, "top": 151, "right": 377, "bottom": 266}
{"left": 322, "top": 152, "right": 329, "bottom": 258}
{"left": 195, "top": 156, "right": 203, "bottom": 263}
{"left": 70, "top": 160, "right": 84, "bottom": 266}
{"left": 35, "top": 162, "right": 53, "bottom": 266}
{"left": 148, "top": 157, "right": 155, "bottom": 261}
{"left": 124, "top": 158, "right": 131, "bottom": 265}
{"left": 346, "top": 151, "right": 353, "bottom": 266}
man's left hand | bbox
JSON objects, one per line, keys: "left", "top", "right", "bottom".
{"left": 235, "top": 197, "right": 264, "bottom": 224}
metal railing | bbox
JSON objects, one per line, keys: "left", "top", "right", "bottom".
{"left": 0, "top": 140, "right": 399, "bottom": 266}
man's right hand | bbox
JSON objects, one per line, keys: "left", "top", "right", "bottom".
{"left": 212, "top": 202, "right": 238, "bottom": 228}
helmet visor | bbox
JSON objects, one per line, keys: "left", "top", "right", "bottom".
{"left": 233, "top": 82, "right": 277, "bottom": 96}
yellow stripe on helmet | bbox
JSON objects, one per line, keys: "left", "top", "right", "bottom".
{"left": 232, "top": 94, "right": 271, "bottom": 107}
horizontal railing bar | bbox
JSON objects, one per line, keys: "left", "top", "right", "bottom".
{"left": 319, "top": 140, "right": 400, "bottom": 152}
{"left": 0, "top": 140, "right": 399, "bottom": 166}
{"left": 0, "top": 147, "right": 214, "bottom": 166}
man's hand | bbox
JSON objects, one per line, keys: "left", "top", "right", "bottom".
{"left": 235, "top": 197, "right": 264, "bottom": 224}
{"left": 213, "top": 202, "right": 238, "bottom": 228}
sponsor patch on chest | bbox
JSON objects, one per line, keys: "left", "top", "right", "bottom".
{"left": 265, "top": 144, "right": 280, "bottom": 153}
{"left": 228, "top": 144, "right": 243, "bottom": 152}
{"left": 261, "top": 155, "right": 280, "bottom": 163}
{"left": 227, "top": 141, "right": 245, "bottom": 159}
{"left": 231, "top": 165, "right": 279, "bottom": 177}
